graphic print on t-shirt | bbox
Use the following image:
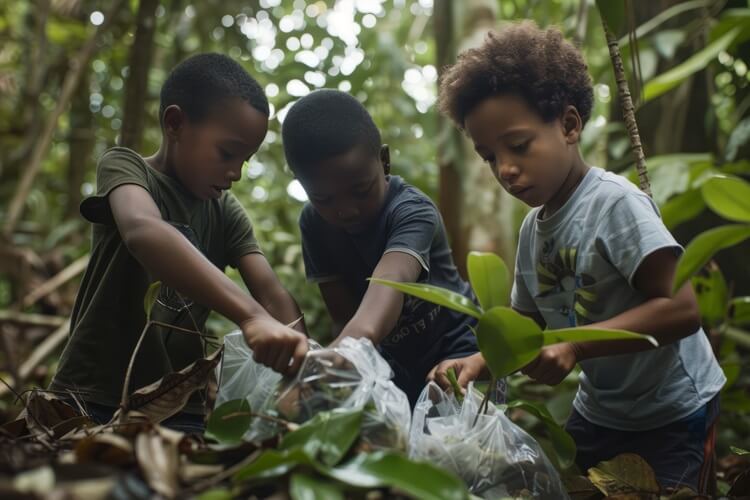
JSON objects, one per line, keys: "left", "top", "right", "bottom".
{"left": 536, "top": 237, "right": 601, "bottom": 326}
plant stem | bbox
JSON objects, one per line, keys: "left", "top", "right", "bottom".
{"left": 119, "top": 320, "right": 152, "bottom": 422}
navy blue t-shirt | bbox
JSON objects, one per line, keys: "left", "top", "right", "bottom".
{"left": 299, "top": 175, "right": 478, "bottom": 402}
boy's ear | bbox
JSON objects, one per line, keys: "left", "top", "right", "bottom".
{"left": 162, "top": 105, "right": 186, "bottom": 141}
{"left": 380, "top": 144, "right": 391, "bottom": 175}
{"left": 561, "top": 105, "right": 583, "bottom": 144}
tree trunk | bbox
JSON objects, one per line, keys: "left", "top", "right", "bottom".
{"left": 120, "top": 0, "right": 159, "bottom": 151}
{"left": 435, "top": 0, "right": 469, "bottom": 277}
{"left": 66, "top": 72, "right": 94, "bottom": 218}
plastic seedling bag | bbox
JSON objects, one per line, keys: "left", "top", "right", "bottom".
{"left": 215, "top": 333, "right": 411, "bottom": 450}
{"left": 409, "top": 382, "right": 568, "bottom": 499}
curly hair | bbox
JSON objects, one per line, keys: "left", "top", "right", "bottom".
{"left": 438, "top": 21, "right": 593, "bottom": 128}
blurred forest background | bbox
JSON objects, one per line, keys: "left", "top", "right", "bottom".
{"left": 0, "top": 0, "right": 749, "bottom": 491}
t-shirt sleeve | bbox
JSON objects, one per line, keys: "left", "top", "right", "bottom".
{"left": 383, "top": 198, "right": 438, "bottom": 273}
{"left": 299, "top": 205, "right": 340, "bottom": 283}
{"left": 597, "top": 192, "right": 682, "bottom": 286}
{"left": 222, "top": 193, "right": 262, "bottom": 268}
{"left": 80, "top": 148, "right": 152, "bottom": 225}
{"left": 510, "top": 214, "right": 538, "bottom": 313}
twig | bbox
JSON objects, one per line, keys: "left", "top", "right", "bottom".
{"left": 150, "top": 320, "right": 216, "bottom": 339}
{"left": 119, "top": 321, "right": 152, "bottom": 421}
{"left": 17, "top": 254, "right": 89, "bottom": 308}
{"left": 2, "top": 0, "right": 126, "bottom": 237}
{"left": 0, "top": 310, "right": 67, "bottom": 328}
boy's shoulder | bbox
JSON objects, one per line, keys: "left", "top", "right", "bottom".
{"left": 98, "top": 146, "right": 149, "bottom": 169}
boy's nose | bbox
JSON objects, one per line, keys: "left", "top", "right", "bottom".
{"left": 226, "top": 165, "right": 242, "bottom": 182}
{"left": 498, "top": 162, "right": 520, "bottom": 181}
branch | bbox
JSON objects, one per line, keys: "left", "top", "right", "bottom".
{"left": 2, "top": 0, "right": 126, "bottom": 238}
{"left": 17, "top": 253, "right": 89, "bottom": 309}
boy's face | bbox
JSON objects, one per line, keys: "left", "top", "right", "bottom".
{"left": 464, "top": 93, "right": 581, "bottom": 209}
{"left": 296, "top": 144, "right": 390, "bottom": 234}
{"left": 167, "top": 98, "right": 268, "bottom": 200}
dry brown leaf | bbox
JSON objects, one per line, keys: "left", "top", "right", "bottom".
{"left": 24, "top": 391, "right": 78, "bottom": 440}
{"left": 119, "top": 347, "right": 223, "bottom": 424}
{"left": 135, "top": 429, "right": 179, "bottom": 498}
{"left": 588, "top": 453, "right": 660, "bottom": 497}
{"left": 74, "top": 433, "right": 135, "bottom": 466}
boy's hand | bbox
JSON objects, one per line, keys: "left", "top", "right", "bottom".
{"left": 428, "top": 352, "right": 489, "bottom": 393}
{"left": 520, "top": 343, "right": 577, "bottom": 385}
{"left": 241, "top": 317, "right": 308, "bottom": 376}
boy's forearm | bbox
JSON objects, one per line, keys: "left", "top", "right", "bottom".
{"left": 124, "top": 218, "right": 271, "bottom": 326}
{"left": 572, "top": 285, "right": 700, "bottom": 361}
{"left": 261, "top": 288, "right": 307, "bottom": 334}
{"left": 333, "top": 288, "right": 402, "bottom": 346}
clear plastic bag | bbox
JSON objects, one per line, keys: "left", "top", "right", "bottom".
{"left": 215, "top": 333, "right": 411, "bottom": 451}
{"left": 409, "top": 382, "right": 569, "bottom": 499}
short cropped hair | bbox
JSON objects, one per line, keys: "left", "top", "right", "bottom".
{"left": 159, "top": 53, "right": 269, "bottom": 125}
{"left": 438, "top": 21, "right": 593, "bottom": 128}
{"left": 281, "top": 89, "right": 381, "bottom": 175}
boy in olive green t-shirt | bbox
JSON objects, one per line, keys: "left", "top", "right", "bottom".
{"left": 51, "top": 54, "right": 308, "bottom": 432}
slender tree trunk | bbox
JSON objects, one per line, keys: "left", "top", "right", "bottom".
{"left": 602, "top": 17, "right": 651, "bottom": 196}
{"left": 435, "top": 0, "right": 468, "bottom": 277}
{"left": 66, "top": 73, "right": 94, "bottom": 218}
{"left": 120, "top": 0, "right": 159, "bottom": 150}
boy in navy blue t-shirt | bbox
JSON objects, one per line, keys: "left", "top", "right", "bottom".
{"left": 282, "top": 90, "right": 485, "bottom": 403}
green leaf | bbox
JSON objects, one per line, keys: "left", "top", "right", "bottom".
{"left": 502, "top": 400, "right": 576, "bottom": 469}
{"left": 673, "top": 224, "right": 750, "bottom": 293}
{"left": 206, "top": 399, "right": 252, "bottom": 444}
{"left": 369, "top": 278, "right": 482, "bottom": 318}
{"left": 544, "top": 327, "right": 658, "bottom": 348}
{"left": 281, "top": 409, "right": 362, "bottom": 467}
{"left": 325, "top": 451, "right": 468, "bottom": 500}
{"left": 446, "top": 368, "right": 463, "bottom": 404}
{"left": 701, "top": 175, "right": 750, "bottom": 223}
{"left": 467, "top": 251, "right": 510, "bottom": 310}
{"left": 476, "top": 307, "right": 543, "bottom": 378}
{"left": 731, "top": 446, "right": 750, "bottom": 456}
{"left": 197, "top": 489, "right": 234, "bottom": 500}
{"left": 643, "top": 27, "right": 741, "bottom": 102}
{"left": 661, "top": 189, "right": 705, "bottom": 230}
{"left": 233, "top": 447, "right": 312, "bottom": 482}
{"left": 290, "top": 473, "right": 344, "bottom": 500}
{"left": 692, "top": 265, "right": 729, "bottom": 327}
{"left": 143, "top": 281, "right": 162, "bottom": 321}
{"left": 596, "top": 0, "right": 626, "bottom": 36}
{"left": 730, "top": 297, "right": 750, "bottom": 327}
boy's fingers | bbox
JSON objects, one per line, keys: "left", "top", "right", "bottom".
{"left": 427, "top": 364, "right": 439, "bottom": 381}
{"left": 287, "top": 338, "right": 308, "bottom": 375}
{"left": 271, "top": 345, "right": 293, "bottom": 374}
{"left": 520, "top": 355, "right": 541, "bottom": 375}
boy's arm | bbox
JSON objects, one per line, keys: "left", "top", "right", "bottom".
{"left": 109, "top": 184, "right": 307, "bottom": 374}
{"left": 329, "top": 251, "right": 423, "bottom": 346}
{"left": 521, "top": 248, "right": 700, "bottom": 385}
{"left": 237, "top": 252, "right": 307, "bottom": 334}
{"left": 318, "top": 280, "right": 359, "bottom": 337}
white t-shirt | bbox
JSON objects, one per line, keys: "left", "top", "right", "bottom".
{"left": 511, "top": 166, "right": 725, "bottom": 431}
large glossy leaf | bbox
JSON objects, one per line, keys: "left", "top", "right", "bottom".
{"left": 673, "top": 224, "right": 750, "bottom": 293}
{"left": 661, "top": 189, "right": 705, "bottom": 230}
{"left": 544, "top": 327, "right": 658, "bottom": 348}
{"left": 280, "top": 409, "right": 362, "bottom": 467}
{"left": 205, "top": 399, "right": 252, "bottom": 444}
{"left": 692, "top": 264, "right": 729, "bottom": 327}
{"left": 369, "top": 278, "right": 482, "bottom": 318}
{"left": 502, "top": 400, "right": 576, "bottom": 469}
{"left": 324, "top": 451, "right": 468, "bottom": 500}
{"left": 476, "top": 307, "right": 543, "bottom": 378}
{"left": 143, "top": 281, "right": 161, "bottom": 321}
{"left": 467, "top": 251, "right": 509, "bottom": 310}
{"left": 290, "top": 473, "right": 344, "bottom": 500}
{"left": 730, "top": 297, "right": 750, "bottom": 327}
{"left": 643, "top": 27, "right": 741, "bottom": 102}
{"left": 701, "top": 175, "right": 750, "bottom": 223}
{"left": 233, "top": 447, "right": 312, "bottom": 482}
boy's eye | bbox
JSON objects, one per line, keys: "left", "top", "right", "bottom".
{"left": 352, "top": 182, "right": 374, "bottom": 199}
{"left": 217, "top": 148, "right": 233, "bottom": 161}
{"left": 510, "top": 140, "right": 531, "bottom": 153}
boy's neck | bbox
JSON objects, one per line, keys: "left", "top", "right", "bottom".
{"left": 144, "top": 144, "right": 173, "bottom": 177}
{"left": 541, "top": 154, "right": 589, "bottom": 219}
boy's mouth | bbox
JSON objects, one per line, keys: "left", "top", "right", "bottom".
{"left": 211, "top": 184, "right": 231, "bottom": 196}
{"left": 509, "top": 185, "right": 532, "bottom": 196}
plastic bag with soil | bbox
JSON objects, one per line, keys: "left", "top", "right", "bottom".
{"left": 409, "top": 381, "right": 569, "bottom": 499}
{"left": 215, "top": 333, "right": 411, "bottom": 451}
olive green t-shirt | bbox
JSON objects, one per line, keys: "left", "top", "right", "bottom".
{"left": 51, "top": 147, "right": 262, "bottom": 415}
